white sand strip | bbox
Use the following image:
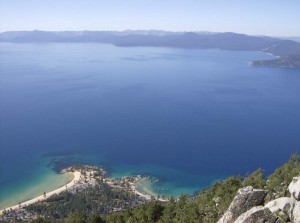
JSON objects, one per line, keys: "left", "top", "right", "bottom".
{"left": 0, "top": 171, "right": 81, "bottom": 215}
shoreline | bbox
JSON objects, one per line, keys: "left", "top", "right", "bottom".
{"left": 0, "top": 171, "right": 81, "bottom": 215}
{"left": 133, "top": 187, "right": 168, "bottom": 202}
{"left": 132, "top": 177, "right": 169, "bottom": 202}
{"left": 0, "top": 165, "right": 169, "bottom": 217}
{"left": 0, "top": 165, "right": 170, "bottom": 221}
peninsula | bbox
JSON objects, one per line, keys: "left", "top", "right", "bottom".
{"left": 252, "top": 54, "right": 300, "bottom": 68}
{"left": 0, "top": 165, "right": 161, "bottom": 221}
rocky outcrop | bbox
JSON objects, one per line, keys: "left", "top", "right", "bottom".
{"left": 234, "top": 206, "right": 283, "bottom": 223}
{"left": 265, "top": 197, "right": 291, "bottom": 213}
{"left": 217, "top": 186, "right": 268, "bottom": 223}
{"left": 218, "top": 174, "right": 300, "bottom": 223}
{"left": 288, "top": 176, "right": 300, "bottom": 223}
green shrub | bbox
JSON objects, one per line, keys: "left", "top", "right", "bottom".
{"left": 243, "top": 168, "right": 266, "bottom": 189}
{"left": 267, "top": 153, "right": 300, "bottom": 200}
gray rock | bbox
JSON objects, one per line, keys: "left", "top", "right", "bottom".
{"left": 289, "top": 176, "right": 300, "bottom": 201}
{"left": 265, "top": 197, "right": 291, "bottom": 214}
{"left": 218, "top": 186, "right": 268, "bottom": 223}
{"left": 234, "top": 206, "right": 283, "bottom": 223}
{"left": 276, "top": 211, "right": 290, "bottom": 222}
{"left": 288, "top": 176, "right": 300, "bottom": 223}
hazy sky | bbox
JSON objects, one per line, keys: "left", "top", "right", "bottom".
{"left": 0, "top": 0, "right": 299, "bottom": 36}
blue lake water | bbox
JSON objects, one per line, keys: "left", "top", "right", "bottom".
{"left": 0, "top": 43, "right": 300, "bottom": 208}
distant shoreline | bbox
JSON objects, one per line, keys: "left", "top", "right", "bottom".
{"left": 251, "top": 54, "right": 300, "bottom": 68}
{"left": 0, "top": 170, "right": 81, "bottom": 215}
{"left": 1, "top": 30, "right": 300, "bottom": 58}
{"left": 1, "top": 40, "right": 298, "bottom": 68}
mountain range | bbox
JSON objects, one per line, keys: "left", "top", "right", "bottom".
{"left": 1, "top": 30, "right": 300, "bottom": 55}
{"left": 1, "top": 30, "right": 300, "bottom": 67}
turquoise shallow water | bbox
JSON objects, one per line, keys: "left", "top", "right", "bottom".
{"left": 1, "top": 43, "right": 300, "bottom": 209}
{"left": 0, "top": 159, "right": 73, "bottom": 209}
{"left": 109, "top": 162, "right": 224, "bottom": 197}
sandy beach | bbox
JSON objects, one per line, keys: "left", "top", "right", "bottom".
{"left": 0, "top": 171, "right": 81, "bottom": 215}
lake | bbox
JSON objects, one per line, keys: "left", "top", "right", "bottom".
{"left": 0, "top": 43, "right": 300, "bottom": 209}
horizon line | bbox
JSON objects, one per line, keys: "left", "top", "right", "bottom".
{"left": 1, "top": 29, "right": 298, "bottom": 38}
